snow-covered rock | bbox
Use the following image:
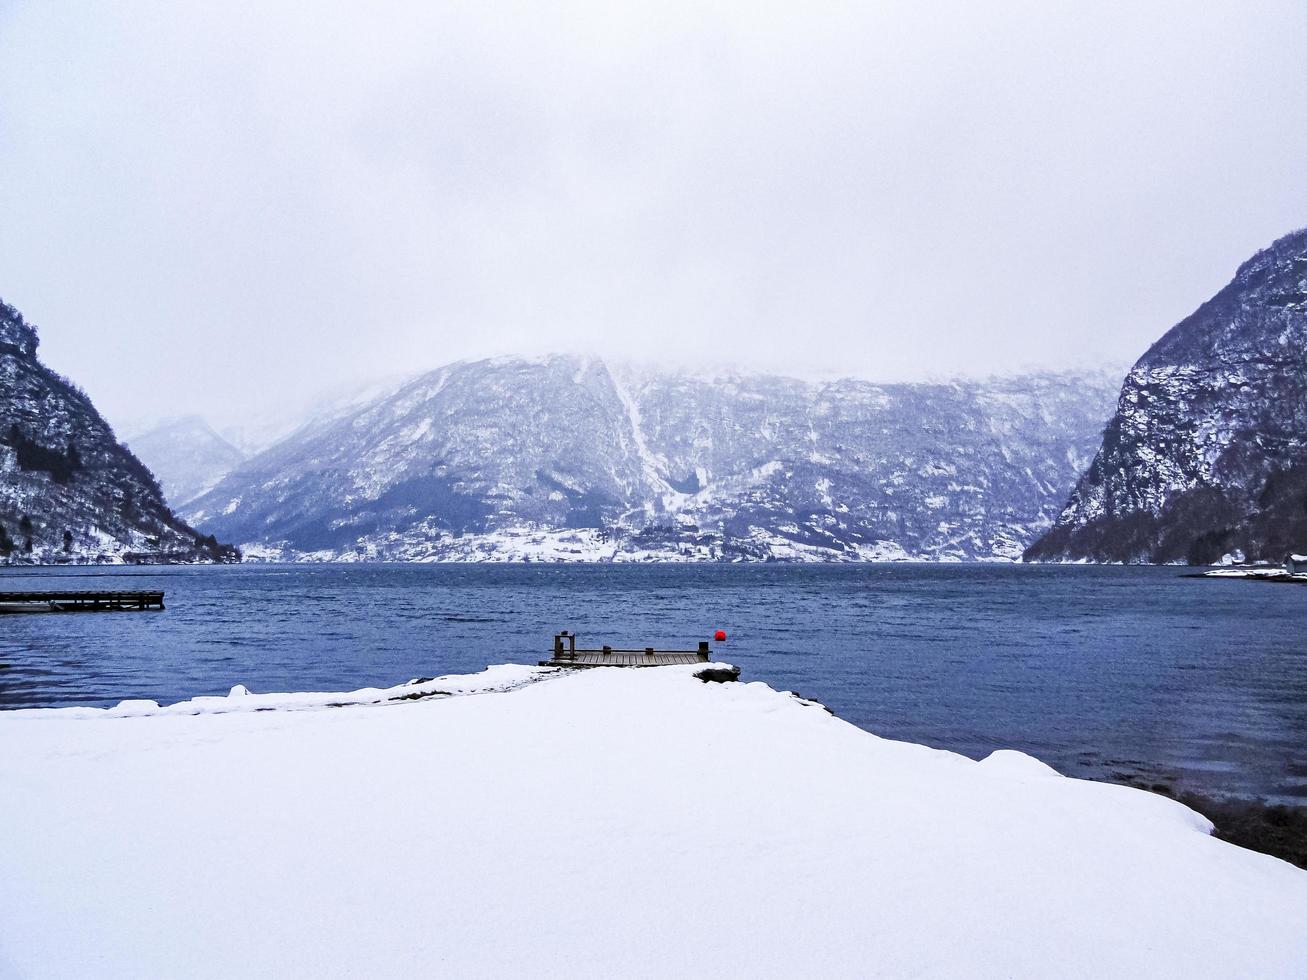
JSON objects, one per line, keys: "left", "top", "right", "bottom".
{"left": 185, "top": 359, "right": 1120, "bottom": 562}
{"left": 1027, "top": 227, "right": 1307, "bottom": 564}
{"left": 0, "top": 297, "right": 238, "bottom": 563}
{"left": 1, "top": 665, "right": 1304, "bottom": 977}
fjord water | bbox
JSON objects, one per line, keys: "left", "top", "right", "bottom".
{"left": 2, "top": 564, "right": 1304, "bottom": 803}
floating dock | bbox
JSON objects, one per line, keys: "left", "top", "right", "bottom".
{"left": 0, "top": 591, "right": 165, "bottom": 614}
{"left": 540, "top": 631, "right": 712, "bottom": 668}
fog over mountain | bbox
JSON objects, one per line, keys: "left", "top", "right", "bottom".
{"left": 123, "top": 417, "right": 246, "bottom": 510}
{"left": 3, "top": 2, "right": 1305, "bottom": 430}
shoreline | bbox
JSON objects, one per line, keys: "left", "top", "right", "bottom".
{"left": 1195, "top": 567, "right": 1307, "bottom": 585}
{"left": 1, "top": 556, "right": 1215, "bottom": 570}
{"left": 1100, "top": 775, "right": 1307, "bottom": 870}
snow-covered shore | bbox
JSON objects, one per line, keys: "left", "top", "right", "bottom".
{"left": 235, "top": 527, "right": 952, "bottom": 564}
{"left": 3, "top": 665, "right": 1306, "bottom": 978}
{"left": 1202, "top": 566, "right": 1307, "bottom": 584}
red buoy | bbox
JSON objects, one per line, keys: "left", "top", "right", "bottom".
{"left": 714, "top": 629, "right": 727, "bottom": 642}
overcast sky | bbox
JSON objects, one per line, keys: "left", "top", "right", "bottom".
{"left": 2, "top": 1, "right": 1305, "bottom": 431}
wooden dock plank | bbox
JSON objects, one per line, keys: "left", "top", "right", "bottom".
{"left": 540, "top": 651, "right": 711, "bottom": 668}
{"left": 0, "top": 590, "right": 166, "bottom": 614}
{"left": 539, "top": 632, "right": 714, "bottom": 668}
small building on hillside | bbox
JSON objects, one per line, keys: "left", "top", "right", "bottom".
{"left": 1285, "top": 554, "right": 1307, "bottom": 574}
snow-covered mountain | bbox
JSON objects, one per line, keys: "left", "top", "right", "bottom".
{"left": 185, "top": 358, "right": 1120, "bottom": 562}
{"left": 0, "top": 299, "right": 237, "bottom": 563}
{"left": 1026, "top": 228, "right": 1307, "bottom": 565}
{"left": 125, "top": 416, "right": 246, "bottom": 509}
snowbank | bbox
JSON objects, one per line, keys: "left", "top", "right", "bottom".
{"left": 2, "top": 666, "right": 1306, "bottom": 978}
{"left": 4, "top": 663, "right": 550, "bottom": 720}
{"left": 1203, "top": 566, "right": 1307, "bottom": 583}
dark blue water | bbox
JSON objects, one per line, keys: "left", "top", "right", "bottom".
{"left": 2, "top": 563, "right": 1304, "bottom": 802}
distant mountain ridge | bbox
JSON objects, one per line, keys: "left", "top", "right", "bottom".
{"left": 0, "top": 298, "right": 237, "bottom": 563}
{"left": 125, "top": 416, "right": 246, "bottom": 509}
{"left": 185, "top": 357, "right": 1120, "bottom": 562}
{"left": 1026, "top": 228, "right": 1307, "bottom": 564}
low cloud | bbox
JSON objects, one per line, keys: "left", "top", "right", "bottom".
{"left": 2, "top": 1, "right": 1304, "bottom": 428}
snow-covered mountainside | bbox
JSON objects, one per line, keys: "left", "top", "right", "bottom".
{"left": 0, "top": 299, "right": 237, "bottom": 563}
{"left": 1027, "top": 228, "right": 1307, "bottom": 564}
{"left": 185, "top": 358, "right": 1119, "bottom": 561}
{"left": 125, "top": 415, "right": 246, "bottom": 509}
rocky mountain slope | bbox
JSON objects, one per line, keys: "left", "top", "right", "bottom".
{"left": 125, "top": 416, "right": 246, "bottom": 509}
{"left": 1026, "top": 228, "right": 1307, "bottom": 565}
{"left": 185, "top": 358, "right": 1119, "bottom": 561}
{"left": 0, "top": 299, "right": 237, "bottom": 563}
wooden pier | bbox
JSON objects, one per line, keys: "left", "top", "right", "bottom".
{"left": 540, "top": 631, "right": 712, "bottom": 668}
{"left": 0, "top": 591, "right": 165, "bottom": 614}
